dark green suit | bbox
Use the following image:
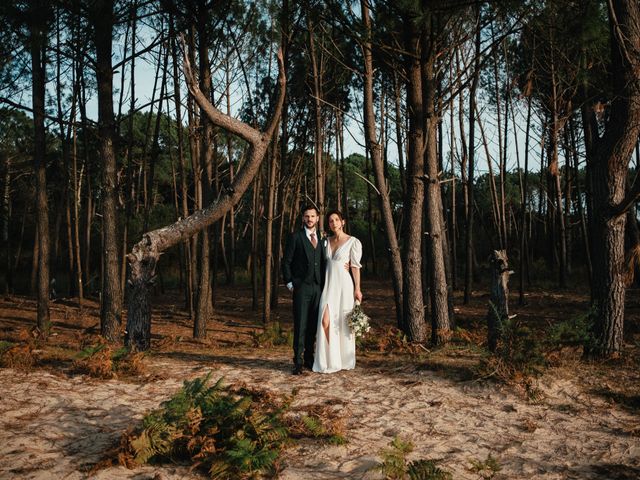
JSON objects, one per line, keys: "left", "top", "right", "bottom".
{"left": 282, "top": 228, "right": 326, "bottom": 369}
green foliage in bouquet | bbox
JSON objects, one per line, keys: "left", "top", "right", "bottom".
{"left": 120, "top": 373, "right": 289, "bottom": 479}
{"left": 346, "top": 303, "right": 371, "bottom": 339}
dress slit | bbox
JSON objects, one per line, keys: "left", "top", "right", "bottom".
{"left": 321, "top": 304, "right": 331, "bottom": 344}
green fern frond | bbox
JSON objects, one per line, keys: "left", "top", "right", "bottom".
{"left": 209, "top": 459, "right": 232, "bottom": 479}
{"left": 301, "top": 415, "right": 326, "bottom": 436}
{"left": 130, "top": 421, "right": 179, "bottom": 464}
{"left": 407, "top": 459, "right": 452, "bottom": 480}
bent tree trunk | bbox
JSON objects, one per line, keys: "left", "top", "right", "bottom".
{"left": 125, "top": 46, "right": 286, "bottom": 350}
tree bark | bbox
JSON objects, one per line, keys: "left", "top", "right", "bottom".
{"left": 30, "top": 7, "right": 51, "bottom": 336}
{"left": 487, "top": 250, "right": 510, "bottom": 352}
{"left": 401, "top": 19, "right": 427, "bottom": 342}
{"left": 361, "top": 0, "right": 403, "bottom": 326}
{"left": 464, "top": 9, "right": 480, "bottom": 304}
{"left": 1, "top": 151, "right": 11, "bottom": 294}
{"left": 422, "top": 34, "right": 450, "bottom": 345}
{"left": 92, "top": 0, "right": 122, "bottom": 342}
{"left": 308, "top": 21, "right": 325, "bottom": 217}
{"left": 263, "top": 134, "right": 280, "bottom": 324}
{"left": 583, "top": 0, "right": 640, "bottom": 358}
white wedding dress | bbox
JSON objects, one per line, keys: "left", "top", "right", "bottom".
{"left": 313, "top": 236, "right": 362, "bottom": 373}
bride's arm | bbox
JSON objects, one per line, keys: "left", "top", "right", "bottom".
{"left": 351, "top": 266, "right": 362, "bottom": 303}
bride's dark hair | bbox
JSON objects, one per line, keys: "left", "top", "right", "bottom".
{"left": 325, "top": 210, "right": 345, "bottom": 235}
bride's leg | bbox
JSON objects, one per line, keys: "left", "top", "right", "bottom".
{"left": 321, "top": 305, "right": 330, "bottom": 344}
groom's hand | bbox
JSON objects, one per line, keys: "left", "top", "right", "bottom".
{"left": 344, "top": 262, "right": 350, "bottom": 272}
{"left": 287, "top": 282, "right": 294, "bottom": 292}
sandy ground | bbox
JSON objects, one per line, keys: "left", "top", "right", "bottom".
{"left": 1, "top": 348, "right": 639, "bottom": 480}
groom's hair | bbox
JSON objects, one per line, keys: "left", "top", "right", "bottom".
{"left": 301, "top": 204, "right": 320, "bottom": 215}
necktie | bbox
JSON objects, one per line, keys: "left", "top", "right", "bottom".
{"left": 310, "top": 232, "right": 317, "bottom": 248}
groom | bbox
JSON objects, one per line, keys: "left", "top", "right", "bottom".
{"left": 282, "top": 205, "right": 326, "bottom": 375}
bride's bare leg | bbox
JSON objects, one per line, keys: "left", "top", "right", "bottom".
{"left": 321, "top": 306, "right": 330, "bottom": 344}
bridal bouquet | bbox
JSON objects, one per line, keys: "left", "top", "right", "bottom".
{"left": 347, "top": 301, "right": 371, "bottom": 338}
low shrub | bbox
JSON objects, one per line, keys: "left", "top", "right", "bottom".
{"left": 372, "top": 437, "right": 452, "bottom": 480}
{"left": 73, "top": 344, "right": 146, "bottom": 379}
{"left": 287, "top": 401, "right": 347, "bottom": 446}
{"left": 120, "top": 373, "right": 289, "bottom": 479}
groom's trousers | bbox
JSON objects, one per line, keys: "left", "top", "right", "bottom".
{"left": 292, "top": 281, "right": 322, "bottom": 368}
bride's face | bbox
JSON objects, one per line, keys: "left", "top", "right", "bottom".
{"left": 328, "top": 214, "right": 344, "bottom": 234}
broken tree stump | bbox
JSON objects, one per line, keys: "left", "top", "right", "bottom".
{"left": 487, "top": 250, "right": 512, "bottom": 352}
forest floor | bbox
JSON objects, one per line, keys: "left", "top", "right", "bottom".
{"left": 1, "top": 279, "right": 640, "bottom": 479}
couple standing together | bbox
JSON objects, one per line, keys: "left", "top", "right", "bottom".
{"left": 282, "top": 205, "right": 364, "bottom": 375}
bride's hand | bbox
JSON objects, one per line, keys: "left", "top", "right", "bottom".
{"left": 354, "top": 289, "right": 363, "bottom": 303}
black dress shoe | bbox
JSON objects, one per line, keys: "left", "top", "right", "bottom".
{"left": 304, "top": 362, "right": 314, "bottom": 371}
{"left": 292, "top": 365, "right": 303, "bottom": 375}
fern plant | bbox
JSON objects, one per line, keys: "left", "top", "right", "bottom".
{"left": 372, "top": 438, "right": 452, "bottom": 480}
{"left": 407, "top": 459, "right": 452, "bottom": 480}
{"left": 374, "top": 436, "right": 414, "bottom": 479}
{"left": 122, "top": 373, "right": 289, "bottom": 479}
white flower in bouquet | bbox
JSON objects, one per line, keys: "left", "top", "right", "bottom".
{"left": 346, "top": 301, "right": 371, "bottom": 339}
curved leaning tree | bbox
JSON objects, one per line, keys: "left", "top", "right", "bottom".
{"left": 125, "top": 42, "right": 286, "bottom": 351}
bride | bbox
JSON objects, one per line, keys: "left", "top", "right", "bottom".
{"left": 313, "top": 210, "right": 363, "bottom": 373}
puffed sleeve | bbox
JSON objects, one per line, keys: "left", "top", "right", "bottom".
{"left": 350, "top": 238, "right": 363, "bottom": 268}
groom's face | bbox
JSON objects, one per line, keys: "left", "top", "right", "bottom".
{"left": 302, "top": 209, "right": 319, "bottom": 231}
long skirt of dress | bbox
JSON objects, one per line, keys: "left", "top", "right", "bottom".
{"left": 312, "top": 240, "right": 357, "bottom": 373}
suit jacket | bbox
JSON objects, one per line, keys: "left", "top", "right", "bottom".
{"left": 282, "top": 229, "right": 326, "bottom": 289}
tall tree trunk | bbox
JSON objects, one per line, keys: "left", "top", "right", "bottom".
{"left": 79, "top": 58, "right": 93, "bottom": 291}
{"left": 393, "top": 71, "right": 407, "bottom": 199}
{"left": 361, "top": 0, "right": 403, "bottom": 326}
{"left": 30, "top": 7, "right": 51, "bottom": 336}
{"left": 401, "top": 21, "right": 427, "bottom": 342}
{"left": 308, "top": 21, "right": 325, "bottom": 216}
{"left": 121, "top": 1, "right": 137, "bottom": 295}
{"left": 464, "top": 10, "right": 480, "bottom": 304}
{"left": 422, "top": 31, "right": 450, "bottom": 345}
{"left": 519, "top": 95, "right": 532, "bottom": 305}
{"left": 251, "top": 172, "right": 262, "bottom": 311}
{"left": 194, "top": 11, "right": 215, "bottom": 339}
{"left": 365, "top": 151, "right": 376, "bottom": 273}
{"left": 548, "top": 45, "right": 568, "bottom": 287}
{"left": 225, "top": 52, "right": 236, "bottom": 286}
{"left": 92, "top": 0, "right": 122, "bottom": 342}
{"left": 263, "top": 122, "right": 280, "bottom": 323}
{"left": 72, "top": 117, "right": 84, "bottom": 305}
{"left": 583, "top": 0, "right": 640, "bottom": 357}
{"left": 1, "top": 151, "right": 11, "bottom": 294}
{"left": 170, "top": 24, "right": 194, "bottom": 317}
